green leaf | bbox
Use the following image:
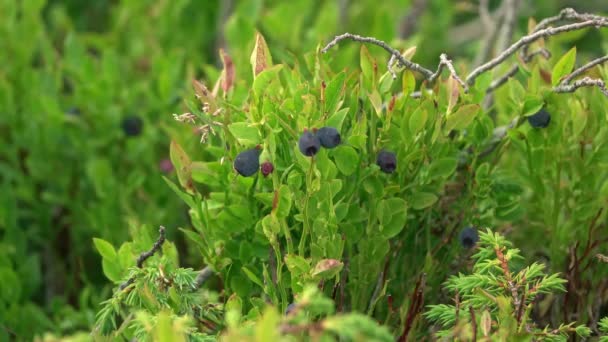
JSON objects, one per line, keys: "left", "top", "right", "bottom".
{"left": 93, "top": 238, "right": 117, "bottom": 261}
{"left": 324, "top": 72, "right": 346, "bottom": 115}
{"left": 508, "top": 78, "right": 526, "bottom": 102}
{"left": 252, "top": 64, "right": 283, "bottom": 95}
{"left": 409, "top": 107, "right": 428, "bottom": 136}
{"left": 241, "top": 266, "right": 265, "bottom": 289}
{"left": 360, "top": 45, "right": 375, "bottom": 85}
{"left": 368, "top": 90, "right": 383, "bottom": 116}
{"left": 86, "top": 158, "right": 113, "bottom": 198}
{"left": 170, "top": 140, "right": 192, "bottom": 191}
{"left": 326, "top": 108, "right": 349, "bottom": 132}
{"left": 255, "top": 307, "right": 280, "bottom": 342}
{"left": 163, "top": 176, "right": 196, "bottom": 209}
{"left": 228, "top": 122, "right": 262, "bottom": 146}
{"left": 521, "top": 97, "right": 544, "bottom": 117}
{"left": 101, "top": 259, "right": 123, "bottom": 283}
{"left": 333, "top": 145, "right": 359, "bottom": 176}
{"left": 275, "top": 186, "right": 292, "bottom": 218}
{"left": 284, "top": 254, "right": 311, "bottom": 276}
{"left": 179, "top": 228, "right": 207, "bottom": 250}
{"left": 410, "top": 192, "right": 438, "bottom": 210}
{"left": 377, "top": 198, "right": 408, "bottom": 238}
{"left": 445, "top": 104, "right": 480, "bottom": 132}
{"left": 402, "top": 70, "right": 416, "bottom": 95}
{"left": 429, "top": 158, "right": 457, "bottom": 179}
{"left": 551, "top": 47, "right": 576, "bottom": 86}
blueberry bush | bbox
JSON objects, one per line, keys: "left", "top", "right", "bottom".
{"left": 2, "top": 0, "right": 608, "bottom": 341}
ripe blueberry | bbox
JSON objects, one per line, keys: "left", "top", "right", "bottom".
{"left": 234, "top": 148, "right": 261, "bottom": 177}
{"left": 298, "top": 130, "right": 321, "bottom": 157}
{"left": 528, "top": 108, "right": 551, "bottom": 128}
{"left": 376, "top": 150, "right": 397, "bottom": 173}
{"left": 317, "top": 126, "right": 341, "bottom": 149}
{"left": 122, "top": 116, "right": 143, "bottom": 137}
{"left": 459, "top": 227, "right": 479, "bottom": 249}
{"left": 261, "top": 161, "right": 274, "bottom": 177}
{"left": 285, "top": 303, "right": 296, "bottom": 315}
{"left": 66, "top": 107, "right": 81, "bottom": 116}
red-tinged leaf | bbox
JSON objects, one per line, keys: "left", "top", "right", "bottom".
{"left": 539, "top": 68, "right": 552, "bottom": 84}
{"left": 311, "top": 259, "right": 343, "bottom": 280}
{"left": 220, "top": 49, "right": 235, "bottom": 94}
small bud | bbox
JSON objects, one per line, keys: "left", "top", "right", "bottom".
{"left": 261, "top": 161, "right": 274, "bottom": 177}
{"left": 159, "top": 159, "right": 174, "bottom": 173}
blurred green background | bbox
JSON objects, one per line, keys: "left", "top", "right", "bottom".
{"left": 1, "top": 0, "right": 607, "bottom": 340}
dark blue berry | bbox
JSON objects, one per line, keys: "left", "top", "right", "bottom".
{"left": 122, "top": 116, "right": 143, "bottom": 137}
{"left": 234, "top": 148, "right": 261, "bottom": 177}
{"left": 528, "top": 108, "right": 551, "bottom": 128}
{"left": 66, "top": 107, "right": 81, "bottom": 116}
{"left": 298, "top": 131, "right": 321, "bottom": 157}
{"left": 261, "top": 161, "right": 274, "bottom": 177}
{"left": 285, "top": 303, "right": 296, "bottom": 315}
{"left": 376, "top": 150, "right": 397, "bottom": 173}
{"left": 317, "top": 127, "right": 341, "bottom": 148}
{"left": 459, "top": 227, "right": 479, "bottom": 249}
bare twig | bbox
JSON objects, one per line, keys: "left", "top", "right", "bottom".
{"left": 368, "top": 253, "right": 390, "bottom": 314}
{"left": 563, "top": 55, "right": 608, "bottom": 84}
{"left": 552, "top": 55, "right": 608, "bottom": 96}
{"left": 322, "top": 33, "right": 434, "bottom": 78}
{"left": 323, "top": 8, "right": 608, "bottom": 97}
{"left": 399, "top": 0, "right": 428, "bottom": 39}
{"left": 194, "top": 266, "right": 214, "bottom": 289}
{"left": 119, "top": 226, "right": 166, "bottom": 290}
{"left": 467, "top": 19, "right": 608, "bottom": 86}
{"left": 522, "top": 7, "right": 607, "bottom": 59}
{"left": 554, "top": 77, "right": 608, "bottom": 97}
{"left": 399, "top": 273, "right": 427, "bottom": 342}
{"left": 479, "top": 0, "right": 492, "bottom": 29}
{"left": 469, "top": 306, "right": 477, "bottom": 342}
{"left": 433, "top": 54, "right": 469, "bottom": 92}
{"left": 496, "top": 0, "right": 520, "bottom": 53}
{"left": 473, "top": 0, "right": 501, "bottom": 67}
{"left": 486, "top": 49, "right": 552, "bottom": 94}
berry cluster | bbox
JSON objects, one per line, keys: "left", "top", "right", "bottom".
{"left": 298, "top": 126, "right": 341, "bottom": 156}
{"left": 233, "top": 126, "right": 398, "bottom": 177}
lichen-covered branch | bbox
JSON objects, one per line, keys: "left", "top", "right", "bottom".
{"left": 554, "top": 77, "right": 608, "bottom": 97}
{"left": 194, "top": 266, "right": 214, "bottom": 289}
{"left": 430, "top": 54, "right": 468, "bottom": 92}
{"left": 562, "top": 55, "right": 608, "bottom": 84}
{"left": 321, "top": 33, "right": 434, "bottom": 79}
{"left": 466, "top": 19, "right": 608, "bottom": 85}
{"left": 322, "top": 8, "right": 608, "bottom": 97}
{"left": 486, "top": 49, "right": 551, "bottom": 94}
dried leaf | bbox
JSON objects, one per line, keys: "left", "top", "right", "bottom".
{"left": 220, "top": 49, "right": 235, "bottom": 93}
{"left": 250, "top": 32, "right": 272, "bottom": 77}
{"left": 192, "top": 79, "right": 217, "bottom": 113}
